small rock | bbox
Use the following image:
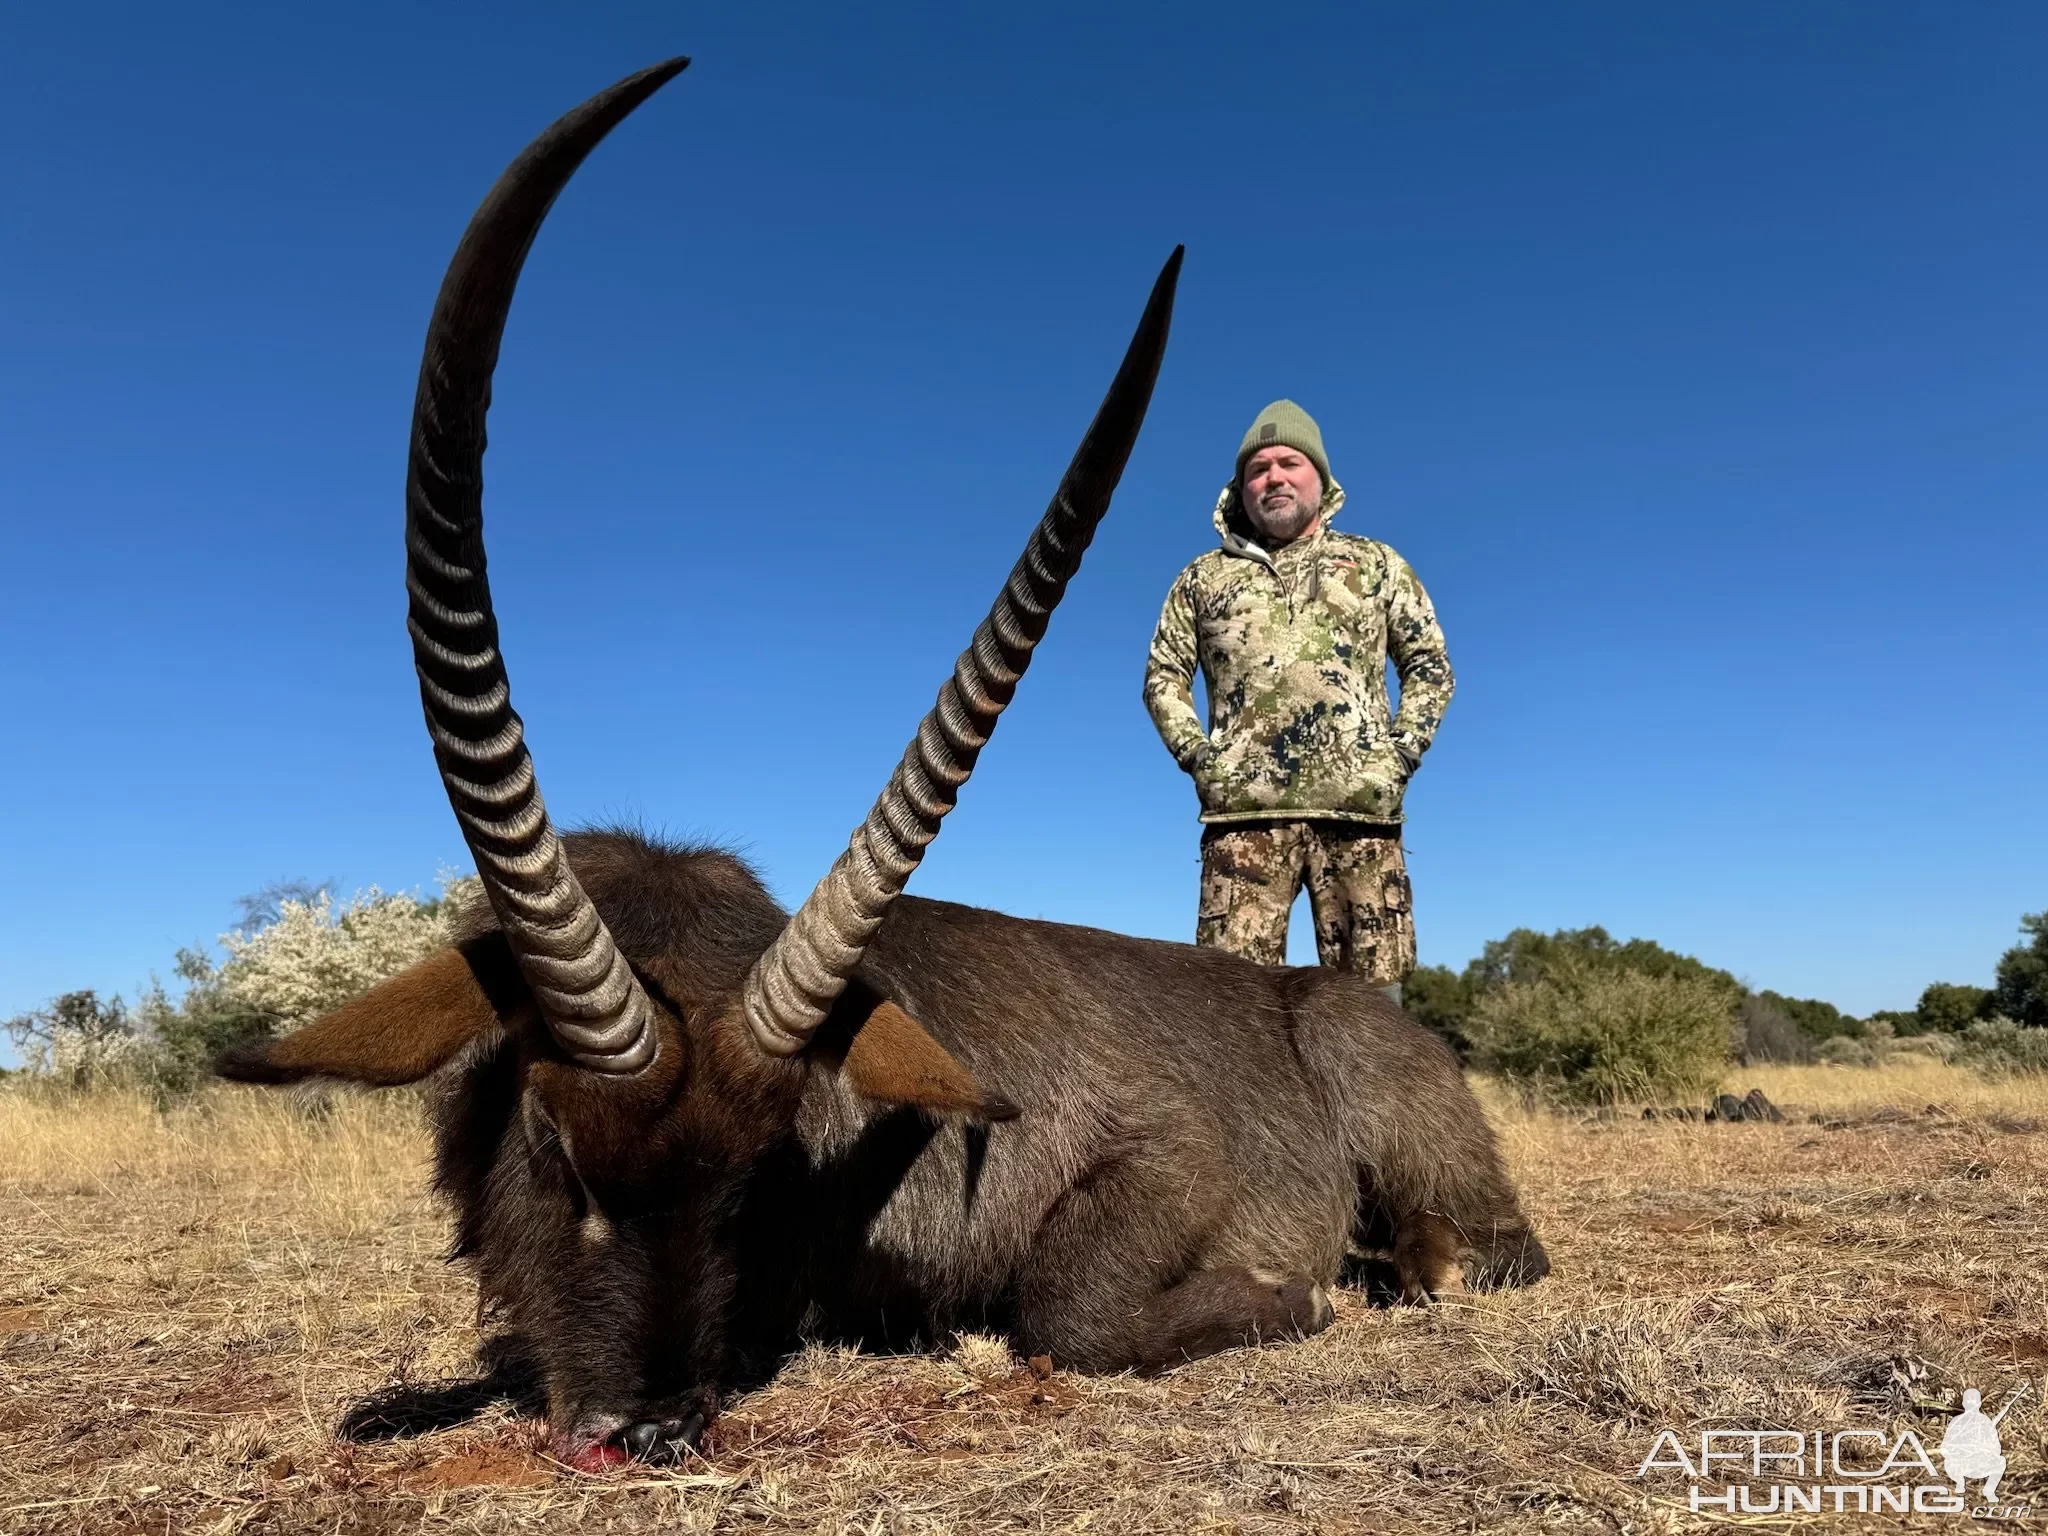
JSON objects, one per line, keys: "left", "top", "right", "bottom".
{"left": 1706, "top": 1089, "right": 1783, "bottom": 1123}
{"left": 1741, "top": 1088, "right": 1785, "bottom": 1123}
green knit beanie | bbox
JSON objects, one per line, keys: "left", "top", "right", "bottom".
{"left": 1235, "top": 399, "right": 1331, "bottom": 490}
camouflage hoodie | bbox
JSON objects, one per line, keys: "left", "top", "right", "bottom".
{"left": 1143, "top": 479, "right": 1454, "bottom": 824}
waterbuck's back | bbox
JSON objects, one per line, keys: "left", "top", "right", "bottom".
{"left": 790, "top": 897, "right": 1363, "bottom": 1323}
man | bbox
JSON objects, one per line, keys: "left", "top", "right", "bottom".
{"left": 1143, "top": 400, "right": 1453, "bottom": 1000}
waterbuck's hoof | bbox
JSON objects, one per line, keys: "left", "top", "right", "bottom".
{"left": 1267, "top": 1274, "right": 1334, "bottom": 1335}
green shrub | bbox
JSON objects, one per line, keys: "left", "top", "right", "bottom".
{"left": 1955, "top": 1016, "right": 2048, "bottom": 1077}
{"left": 1465, "top": 956, "right": 1736, "bottom": 1105}
{"left": 1892, "top": 1031, "right": 1960, "bottom": 1062}
{"left": 1414, "top": 925, "right": 1748, "bottom": 1057}
{"left": 1817, "top": 1035, "right": 1874, "bottom": 1067}
{"left": 1815, "top": 1018, "right": 1920, "bottom": 1069}
{"left": 1914, "top": 981, "right": 1992, "bottom": 1034}
{"left": 1402, "top": 964, "right": 1473, "bottom": 1056}
{"left": 1466, "top": 926, "right": 1744, "bottom": 997}
{"left": 1990, "top": 914, "right": 2048, "bottom": 1029}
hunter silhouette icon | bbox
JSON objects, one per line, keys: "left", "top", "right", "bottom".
{"left": 1941, "top": 1384, "right": 2026, "bottom": 1501}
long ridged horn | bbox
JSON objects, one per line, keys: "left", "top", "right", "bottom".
{"left": 406, "top": 58, "right": 690, "bottom": 1074}
{"left": 742, "top": 248, "right": 1185, "bottom": 1056}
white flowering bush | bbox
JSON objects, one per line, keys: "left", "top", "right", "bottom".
{"left": 215, "top": 875, "right": 480, "bottom": 1031}
{"left": 7, "top": 873, "right": 481, "bottom": 1098}
{"left": 2, "top": 990, "right": 176, "bottom": 1096}
{"left": 45, "top": 1023, "right": 161, "bottom": 1090}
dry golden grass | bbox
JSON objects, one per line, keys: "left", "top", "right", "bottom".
{"left": 3, "top": 1065, "right": 2045, "bottom": 1534}
{"left": 1734, "top": 1057, "right": 2040, "bottom": 1117}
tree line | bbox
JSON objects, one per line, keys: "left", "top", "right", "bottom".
{"left": 1405, "top": 911, "right": 2048, "bottom": 1097}
{"left": 4, "top": 884, "right": 2042, "bottom": 1105}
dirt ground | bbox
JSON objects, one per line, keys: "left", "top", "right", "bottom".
{"left": 2, "top": 1062, "right": 2043, "bottom": 1535}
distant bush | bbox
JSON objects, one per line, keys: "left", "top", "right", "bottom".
{"left": 1989, "top": 914, "right": 2048, "bottom": 1029}
{"left": 1751, "top": 989, "right": 1862, "bottom": 1043}
{"left": 1912, "top": 981, "right": 1993, "bottom": 1034}
{"left": 1816, "top": 1035, "right": 1873, "bottom": 1067}
{"left": 1404, "top": 925, "right": 1886, "bottom": 1069}
{"left": 1464, "top": 957, "right": 1736, "bottom": 1105}
{"left": 1465, "top": 926, "right": 1744, "bottom": 1000}
{"left": 1738, "top": 994, "right": 1817, "bottom": 1064}
{"left": 6, "top": 875, "right": 478, "bottom": 1098}
{"left": 1414, "top": 925, "right": 1747, "bottom": 1060}
{"left": 1, "top": 990, "right": 166, "bottom": 1094}
{"left": 1402, "top": 964, "right": 1473, "bottom": 1056}
{"left": 1955, "top": 1016, "right": 2048, "bottom": 1077}
{"left": 1816, "top": 1017, "right": 1902, "bottom": 1068}
{"left": 1892, "top": 1030, "right": 1961, "bottom": 1063}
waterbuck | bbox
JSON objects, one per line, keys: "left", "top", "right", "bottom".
{"left": 218, "top": 57, "right": 1547, "bottom": 1470}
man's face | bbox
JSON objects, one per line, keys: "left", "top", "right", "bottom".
{"left": 1241, "top": 446, "right": 1323, "bottom": 543}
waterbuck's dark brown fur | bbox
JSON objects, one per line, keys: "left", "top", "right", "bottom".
{"left": 222, "top": 830, "right": 1546, "bottom": 1465}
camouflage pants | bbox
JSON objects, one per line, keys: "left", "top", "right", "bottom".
{"left": 1196, "top": 822, "right": 1416, "bottom": 982}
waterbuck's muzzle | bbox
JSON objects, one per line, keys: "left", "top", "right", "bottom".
{"left": 402, "top": 55, "right": 1180, "bottom": 1075}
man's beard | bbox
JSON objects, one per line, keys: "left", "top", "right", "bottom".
{"left": 1243, "top": 484, "right": 1319, "bottom": 544}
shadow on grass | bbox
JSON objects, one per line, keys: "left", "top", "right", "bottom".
{"left": 337, "top": 1334, "right": 548, "bottom": 1442}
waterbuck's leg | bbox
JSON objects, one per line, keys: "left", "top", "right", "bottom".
{"left": 1124, "top": 1266, "right": 1336, "bottom": 1370}
{"left": 1391, "top": 1210, "right": 1467, "bottom": 1304}
{"left": 1347, "top": 1180, "right": 1464, "bottom": 1303}
{"left": 1014, "top": 1160, "right": 1334, "bottom": 1372}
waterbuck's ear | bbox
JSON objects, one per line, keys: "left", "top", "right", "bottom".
{"left": 816, "top": 988, "right": 1020, "bottom": 1124}
{"left": 214, "top": 934, "right": 526, "bottom": 1088}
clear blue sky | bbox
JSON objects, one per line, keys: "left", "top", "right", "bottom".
{"left": 3, "top": 1, "right": 2042, "bottom": 1040}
